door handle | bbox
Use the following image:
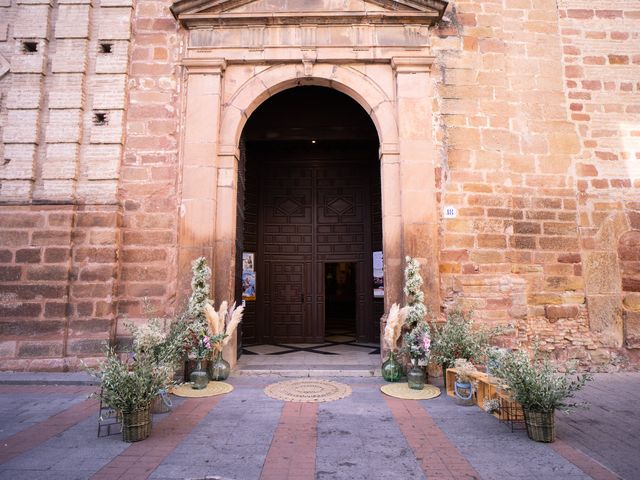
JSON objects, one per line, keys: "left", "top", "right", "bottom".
{"left": 301, "top": 293, "right": 304, "bottom": 303}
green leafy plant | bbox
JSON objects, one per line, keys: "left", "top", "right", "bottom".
{"left": 89, "top": 346, "right": 169, "bottom": 413}
{"left": 429, "top": 309, "right": 496, "bottom": 370}
{"left": 496, "top": 349, "right": 592, "bottom": 413}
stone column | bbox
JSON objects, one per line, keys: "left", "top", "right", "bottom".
{"left": 215, "top": 144, "right": 240, "bottom": 366}
{"left": 380, "top": 145, "right": 403, "bottom": 310}
{"left": 392, "top": 57, "right": 440, "bottom": 313}
{"left": 178, "top": 59, "right": 225, "bottom": 302}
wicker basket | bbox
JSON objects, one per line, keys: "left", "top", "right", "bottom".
{"left": 151, "top": 390, "right": 172, "bottom": 414}
{"left": 524, "top": 409, "right": 555, "bottom": 443}
{"left": 122, "top": 403, "right": 152, "bottom": 442}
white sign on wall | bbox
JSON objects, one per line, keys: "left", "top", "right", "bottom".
{"left": 443, "top": 206, "right": 458, "bottom": 218}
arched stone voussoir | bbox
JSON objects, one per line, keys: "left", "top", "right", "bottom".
{"left": 218, "top": 63, "right": 399, "bottom": 149}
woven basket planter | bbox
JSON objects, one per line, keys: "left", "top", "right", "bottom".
{"left": 122, "top": 403, "right": 152, "bottom": 442}
{"left": 151, "top": 390, "right": 172, "bottom": 414}
{"left": 524, "top": 408, "right": 555, "bottom": 443}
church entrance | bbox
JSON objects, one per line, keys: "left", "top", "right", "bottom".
{"left": 237, "top": 86, "right": 383, "bottom": 347}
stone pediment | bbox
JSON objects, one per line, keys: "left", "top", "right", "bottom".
{"left": 171, "top": 0, "right": 448, "bottom": 27}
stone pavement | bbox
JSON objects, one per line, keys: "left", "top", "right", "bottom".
{"left": 0, "top": 373, "right": 638, "bottom": 480}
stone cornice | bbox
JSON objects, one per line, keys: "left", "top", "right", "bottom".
{"left": 391, "top": 56, "right": 435, "bottom": 73}
{"left": 182, "top": 58, "right": 226, "bottom": 74}
{"left": 171, "top": 0, "right": 448, "bottom": 27}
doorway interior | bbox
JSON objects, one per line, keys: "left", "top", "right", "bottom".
{"left": 236, "top": 86, "right": 383, "bottom": 366}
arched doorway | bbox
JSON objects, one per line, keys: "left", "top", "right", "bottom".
{"left": 236, "top": 86, "right": 383, "bottom": 347}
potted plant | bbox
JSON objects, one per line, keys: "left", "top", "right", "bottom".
{"left": 429, "top": 309, "right": 496, "bottom": 388}
{"left": 126, "top": 318, "right": 180, "bottom": 412}
{"left": 485, "top": 346, "right": 508, "bottom": 384}
{"left": 402, "top": 322, "right": 431, "bottom": 390}
{"left": 453, "top": 358, "right": 476, "bottom": 405}
{"left": 91, "top": 347, "right": 169, "bottom": 442}
{"left": 495, "top": 349, "right": 592, "bottom": 442}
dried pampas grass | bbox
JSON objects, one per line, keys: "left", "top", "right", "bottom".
{"left": 204, "top": 304, "right": 220, "bottom": 337}
{"left": 206, "top": 301, "right": 245, "bottom": 352}
{"left": 384, "top": 303, "right": 405, "bottom": 351}
{"left": 222, "top": 303, "right": 244, "bottom": 347}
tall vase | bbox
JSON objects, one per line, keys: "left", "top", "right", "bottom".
{"left": 190, "top": 359, "right": 208, "bottom": 389}
{"left": 208, "top": 350, "right": 231, "bottom": 381}
{"left": 381, "top": 352, "right": 402, "bottom": 382}
{"left": 407, "top": 360, "right": 426, "bottom": 390}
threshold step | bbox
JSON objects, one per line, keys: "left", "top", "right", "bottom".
{"left": 236, "top": 365, "right": 381, "bottom": 377}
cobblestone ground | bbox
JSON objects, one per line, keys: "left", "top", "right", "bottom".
{"left": 0, "top": 374, "right": 637, "bottom": 480}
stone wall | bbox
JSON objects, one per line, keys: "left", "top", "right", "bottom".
{"left": 432, "top": 0, "right": 639, "bottom": 368}
{"left": 1, "top": 0, "right": 639, "bottom": 371}
{"left": 116, "top": 0, "right": 181, "bottom": 322}
{"left": 0, "top": 0, "right": 132, "bottom": 370}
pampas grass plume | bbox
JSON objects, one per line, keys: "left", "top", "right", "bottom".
{"left": 222, "top": 304, "right": 244, "bottom": 346}
{"left": 205, "top": 304, "right": 220, "bottom": 337}
{"left": 218, "top": 301, "right": 228, "bottom": 333}
{"left": 384, "top": 303, "right": 402, "bottom": 351}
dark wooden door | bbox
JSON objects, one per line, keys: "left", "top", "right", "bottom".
{"left": 254, "top": 145, "right": 376, "bottom": 344}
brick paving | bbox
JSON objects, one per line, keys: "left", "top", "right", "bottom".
{"left": 0, "top": 373, "right": 638, "bottom": 480}
{"left": 92, "top": 396, "right": 222, "bottom": 480}
{"left": 260, "top": 402, "right": 318, "bottom": 480}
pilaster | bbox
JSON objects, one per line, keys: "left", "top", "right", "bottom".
{"left": 392, "top": 56, "right": 440, "bottom": 313}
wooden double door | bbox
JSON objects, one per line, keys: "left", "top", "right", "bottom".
{"left": 243, "top": 143, "right": 381, "bottom": 344}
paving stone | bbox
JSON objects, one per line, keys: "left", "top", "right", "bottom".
{"left": 0, "top": 375, "right": 637, "bottom": 479}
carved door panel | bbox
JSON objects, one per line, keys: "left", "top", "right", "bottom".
{"left": 255, "top": 148, "right": 375, "bottom": 343}
{"left": 259, "top": 162, "right": 315, "bottom": 343}
{"left": 264, "top": 261, "right": 310, "bottom": 342}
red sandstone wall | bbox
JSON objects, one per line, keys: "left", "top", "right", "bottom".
{"left": 116, "top": 0, "right": 181, "bottom": 324}
{"left": 432, "top": 0, "right": 639, "bottom": 368}
{"left": 1, "top": 0, "right": 639, "bottom": 371}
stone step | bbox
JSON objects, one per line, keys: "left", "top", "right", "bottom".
{"left": 235, "top": 365, "right": 382, "bottom": 377}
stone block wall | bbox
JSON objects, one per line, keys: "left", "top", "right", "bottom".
{"left": 116, "top": 0, "right": 180, "bottom": 321}
{"left": 432, "top": 0, "right": 639, "bottom": 368}
{"left": 1, "top": 0, "right": 639, "bottom": 370}
{"left": 0, "top": 0, "right": 132, "bottom": 370}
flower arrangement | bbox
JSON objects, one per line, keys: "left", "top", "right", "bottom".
{"left": 454, "top": 358, "right": 476, "bottom": 383}
{"left": 483, "top": 398, "right": 500, "bottom": 414}
{"left": 403, "top": 322, "right": 431, "bottom": 366}
{"left": 188, "top": 257, "right": 212, "bottom": 322}
{"left": 403, "top": 256, "right": 427, "bottom": 329}
{"left": 204, "top": 301, "right": 244, "bottom": 353}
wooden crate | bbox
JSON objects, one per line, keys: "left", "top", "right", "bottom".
{"left": 446, "top": 367, "right": 522, "bottom": 420}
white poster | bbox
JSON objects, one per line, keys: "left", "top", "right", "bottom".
{"left": 242, "top": 252, "right": 256, "bottom": 301}
{"left": 373, "top": 251, "right": 384, "bottom": 298}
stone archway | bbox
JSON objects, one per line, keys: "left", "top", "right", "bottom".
{"left": 172, "top": 0, "right": 446, "bottom": 364}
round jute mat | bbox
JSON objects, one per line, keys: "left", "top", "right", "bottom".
{"left": 264, "top": 379, "right": 352, "bottom": 403}
{"left": 380, "top": 383, "right": 441, "bottom": 400}
{"left": 171, "top": 382, "right": 233, "bottom": 398}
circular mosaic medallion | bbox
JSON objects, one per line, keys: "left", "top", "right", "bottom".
{"left": 380, "top": 383, "right": 441, "bottom": 401}
{"left": 264, "top": 379, "right": 352, "bottom": 403}
{"left": 171, "top": 381, "right": 234, "bottom": 398}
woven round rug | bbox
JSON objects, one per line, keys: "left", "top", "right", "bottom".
{"left": 171, "top": 382, "right": 233, "bottom": 398}
{"left": 380, "top": 383, "right": 441, "bottom": 400}
{"left": 264, "top": 379, "right": 352, "bottom": 403}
